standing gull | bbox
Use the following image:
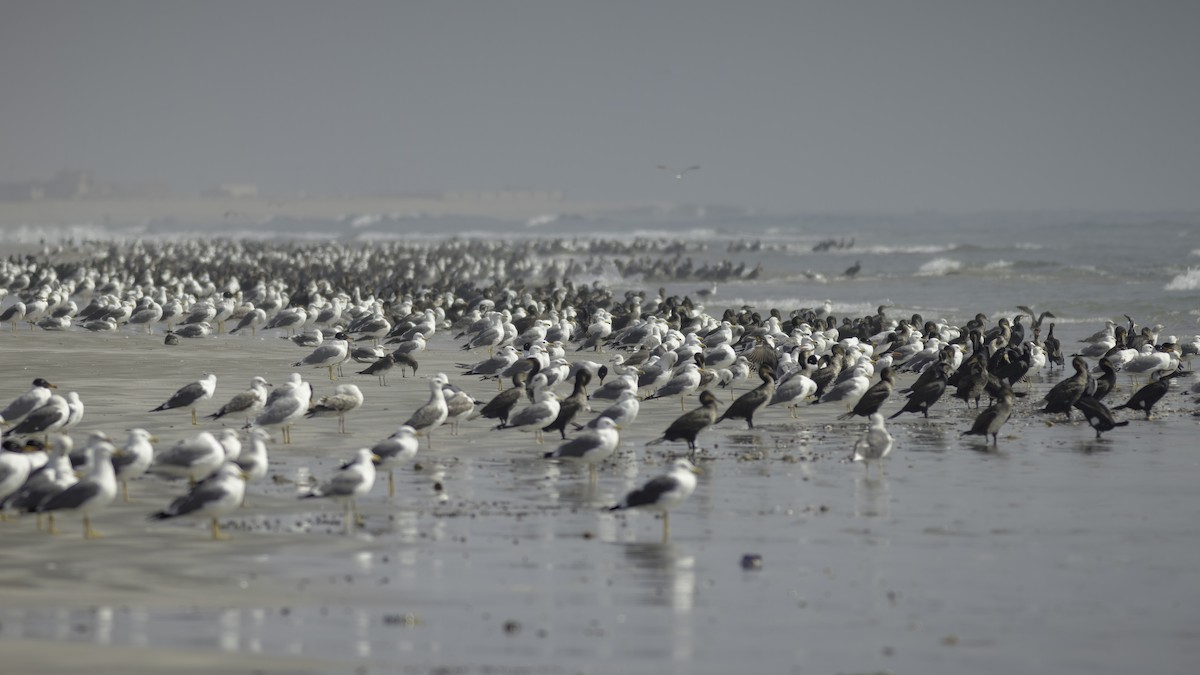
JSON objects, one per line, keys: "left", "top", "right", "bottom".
{"left": 584, "top": 389, "right": 641, "bottom": 429}
{"left": 301, "top": 447, "right": 378, "bottom": 534}
{"left": 0, "top": 439, "right": 37, "bottom": 515}
{"left": 234, "top": 428, "right": 271, "bottom": 504}
{"left": 293, "top": 331, "right": 351, "bottom": 381}
{"left": 150, "top": 462, "right": 247, "bottom": 540}
{"left": 404, "top": 373, "right": 450, "bottom": 449}
{"left": 150, "top": 373, "right": 217, "bottom": 425}
{"left": 544, "top": 416, "right": 620, "bottom": 484}
{"left": 63, "top": 392, "right": 85, "bottom": 431}
{"left": 442, "top": 384, "right": 477, "bottom": 435}
{"left": 3, "top": 394, "right": 70, "bottom": 439}
{"left": 112, "top": 428, "right": 156, "bottom": 503}
{"left": 646, "top": 361, "right": 705, "bottom": 412}
{"left": 501, "top": 385, "right": 561, "bottom": 444}
{"left": 0, "top": 378, "right": 58, "bottom": 426}
{"left": 610, "top": 458, "right": 702, "bottom": 542}
{"left": 305, "top": 384, "right": 365, "bottom": 433}
{"left": 151, "top": 431, "right": 226, "bottom": 484}
{"left": 5, "top": 439, "right": 75, "bottom": 531}
{"left": 205, "top": 376, "right": 272, "bottom": 425}
{"left": 37, "top": 442, "right": 118, "bottom": 538}
{"left": 370, "top": 424, "right": 419, "bottom": 497}
{"left": 252, "top": 377, "right": 311, "bottom": 445}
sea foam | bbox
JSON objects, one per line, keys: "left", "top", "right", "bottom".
{"left": 916, "top": 258, "right": 963, "bottom": 276}
{"left": 1165, "top": 268, "right": 1200, "bottom": 291}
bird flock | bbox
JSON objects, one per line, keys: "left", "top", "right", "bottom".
{"left": 2, "top": 238, "right": 1198, "bottom": 543}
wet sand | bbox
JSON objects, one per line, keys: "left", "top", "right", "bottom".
{"left": 2, "top": 328, "right": 1199, "bottom": 674}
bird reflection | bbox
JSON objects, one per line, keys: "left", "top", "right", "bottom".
{"left": 853, "top": 474, "right": 891, "bottom": 519}
{"left": 1075, "top": 437, "right": 1115, "bottom": 455}
{"left": 620, "top": 542, "right": 697, "bottom": 613}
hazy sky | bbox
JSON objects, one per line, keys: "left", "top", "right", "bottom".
{"left": 2, "top": 1, "right": 1198, "bottom": 213}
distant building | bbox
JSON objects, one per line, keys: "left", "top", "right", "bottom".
{"left": 0, "top": 169, "right": 93, "bottom": 201}
{"left": 203, "top": 183, "right": 259, "bottom": 199}
{"left": 0, "top": 169, "right": 172, "bottom": 201}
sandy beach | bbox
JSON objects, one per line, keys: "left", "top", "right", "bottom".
{"left": 0, "top": 323, "right": 1198, "bottom": 675}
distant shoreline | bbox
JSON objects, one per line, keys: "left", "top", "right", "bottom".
{"left": 0, "top": 195, "right": 662, "bottom": 228}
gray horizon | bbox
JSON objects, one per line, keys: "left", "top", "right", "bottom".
{"left": 2, "top": 0, "right": 1198, "bottom": 214}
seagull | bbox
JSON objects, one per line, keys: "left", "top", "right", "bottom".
{"left": 234, "top": 427, "right": 271, "bottom": 504}
{"left": 500, "top": 386, "right": 560, "bottom": 444}
{"left": 112, "top": 428, "right": 156, "bottom": 503}
{"left": 301, "top": 447, "right": 378, "bottom": 534}
{"left": 264, "top": 306, "right": 308, "bottom": 335}
{"left": 305, "top": 383, "right": 365, "bottom": 433}
{"left": 583, "top": 389, "right": 641, "bottom": 430}
{"left": 293, "top": 331, "right": 351, "bottom": 381}
{"left": 283, "top": 328, "right": 324, "bottom": 348}
{"left": 369, "top": 424, "right": 419, "bottom": 497}
{"left": 657, "top": 164, "right": 701, "bottom": 180}
{"left": 0, "top": 439, "right": 38, "bottom": 514}
{"left": 215, "top": 429, "right": 242, "bottom": 463}
{"left": 442, "top": 384, "right": 477, "bottom": 435}
{"left": 63, "top": 391, "right": 85, "bottom": 431}
{"left": 150, "top": 462, "right": 247, "bottom": 540}
{"left": 228, "top": 307, "right": 267, "bottom": 335}
{"left": 3, "top": 394, "right": 70, "bottom": 439}
{"left": 37, "top": 442, "right": 118, "bottom": 538}
{"left": 150, "top": 373, "right": 217, "bottom": 425}
{"left": 646, "top": 362, "right": 705, "bottom": 412}
{"left": 404, "top": 374, "right": 450, "bottom": 448}
{"left": 609, "top": 458, "right": 702, "bottom": 542}
{"left": 5, "top": 438, "right": 75, "bottom": 530}
{"left": 151, "top": 431, "right": 226, "bottom": 484}
{"left": 544, "top": 416, "right": 620, "bottom": 484}
{"left": 1, "top": 378, "right": 58, "bottom": 426}
{"left": 205, "top": 376, "right": 272, "bottom": 425}
{"left": 851, "top": 413, "right": 894, "bottom": 477}
{"left": 251, "top": 377, "right": 312, "bottom": 444}
{"left": 0, "top": 301, "right": 26, "bottom": 331}
{"left": 768, "top": 370, "right": 818, "bottom": 418}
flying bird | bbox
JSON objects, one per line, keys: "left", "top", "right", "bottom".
{"left": 657, "top": 164, "right": 701, "bottom": 179}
